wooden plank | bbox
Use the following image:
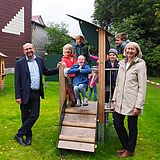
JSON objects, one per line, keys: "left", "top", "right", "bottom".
{"left": 97, "top": 28, "right": 106, "bottom": 143}
{"left": 98, "top": 28, "right": 106, "bottom": 123}
{"left": 62, "top": 113, "right": 96, "bottom": 128}
{"left": 59, "top": 135, "right": 95, "bottom": 143}
{"left": 58, "top": 140, "right": 95, "bottom": 152}
{"left": 65, "top": 102, "right": 97, "bottom": 115}
{"left": 59, "top": 126, "right": 96, "bottom": 143}
{"left": 59, "top": 64, "right": 66, "bottom": 112}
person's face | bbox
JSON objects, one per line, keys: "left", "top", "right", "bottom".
{"left": 64, "top": 47, "right": 72, "bottom": 56}
{"left": 125, "top": 44, "right": 137, "bottom": 60}
{"left": 76, "top": 37, "right": 84, "bottom": 45}
{"left": 108, "top": 53, "right": 117, "bottom": 62}
{"left": 23, "top": 44, "right": 35, "bottom": 59}
{"left": 77, "top": 56, "right": 85, "bottom": 66}
{"left": 115, "top": 37, "right": 123, "bottom": 46}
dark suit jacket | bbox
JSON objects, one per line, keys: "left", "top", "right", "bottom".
{"left": 14, "top": 56, "right": 59, "bottom": 104}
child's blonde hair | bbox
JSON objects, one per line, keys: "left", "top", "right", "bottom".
{"left": 63, "top": 44, "right": 73, "bottom": 55}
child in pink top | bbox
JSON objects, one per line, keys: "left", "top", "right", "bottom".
{"left": 88, "top": 67, "right": 98, "bottom": 101}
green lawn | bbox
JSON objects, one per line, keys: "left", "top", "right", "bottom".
{"left": 0, "top": 74, "right": 160, "bottom": 160}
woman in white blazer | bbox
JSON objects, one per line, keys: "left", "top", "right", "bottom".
{"left": 112, "top": 42, "right": 147, "bottom": 158}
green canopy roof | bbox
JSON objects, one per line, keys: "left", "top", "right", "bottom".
{"left": 67, "top": 14, "right": 113, "bottom": 52}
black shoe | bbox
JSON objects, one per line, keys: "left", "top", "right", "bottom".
{"left": 14, "top": 135, "right": 26, "bottom": 146}
{"left": 25, "top": 137, "right": 32, "bottom": 145}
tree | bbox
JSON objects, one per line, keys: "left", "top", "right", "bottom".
{"left": 92, "top": 0, "right": 160, "bottom": 76}
{"left": 45, "top": 22, "right": 71, "bottom": 54}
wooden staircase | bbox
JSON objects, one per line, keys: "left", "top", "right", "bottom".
{"left": 57, "top": 101, "right": 98, "bottom": 152}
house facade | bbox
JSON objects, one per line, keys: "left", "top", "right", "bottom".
{"left": 0, "top": 0, "right": 32, "bottom": 69}
{"left": 32, "top": 15, "right": 48, "bottom": 56}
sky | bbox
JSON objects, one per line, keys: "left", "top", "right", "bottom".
{"left": 32, "top": 0, "right": 95, "bottom": 36}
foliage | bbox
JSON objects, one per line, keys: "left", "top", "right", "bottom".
{"left": 92, "top": 0, "right": 160, "bottom": 76}
{"left": 0, "top": 74, "right": 160, "bottom": 160}
{"left": 45, "top": 22, "right": 71, "bottom": 54}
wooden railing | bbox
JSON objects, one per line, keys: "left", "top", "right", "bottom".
{"left": 59, "top": 64, "right": 66, "bottom": 112}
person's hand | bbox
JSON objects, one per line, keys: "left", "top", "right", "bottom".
{"left": 16, "top": 98, "right": 22, "bottom": 104}
{"left": 79, "top": 65, "right": 82, "bottom": 70}
{"left": 90, "top": 83, "right": 93, "bottom": 88}
{"left": 132, "top": 107, "right": 141, "bottom": 116}
{"left": 56, "top": 62, "right": 61, "bottom": 69}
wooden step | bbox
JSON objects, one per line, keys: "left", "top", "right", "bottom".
{"left": 65, "top": 102, "right": 97, "bottom": 115}
{"left": 62, "top": 113, "right": 97, "bottom": 128}
{"left": 58, "top": 101, "right": 98, "bottom": 152}
{"left": 58, "top": 140, "right": 95, "bottom": 152}
{"left": 59, "top": 126, "right": 96, "bottom": 143}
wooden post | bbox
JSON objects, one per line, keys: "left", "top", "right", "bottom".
{"left": 59, "top": 64, "right": 66, "bottom": 112}
{"left": 0, "top": 52, "right": 7, "bottom": 90}
{"left": 97, "top": 28, "right": 106, "bottom": 143}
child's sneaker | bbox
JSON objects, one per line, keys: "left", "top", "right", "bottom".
{"left": 83, "top": 97, "right": 88, "bottom": 106}
{"left": 76, "top": 99, "right": 81, "bottom": 107}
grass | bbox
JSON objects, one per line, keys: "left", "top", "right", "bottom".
{"left": 0, "top": 74, "right": 160, "bottom": 160}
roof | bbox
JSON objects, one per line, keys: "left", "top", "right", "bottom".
{"left": 32, "top": 15, "right": 45, "bottom": 26}
{"left": 67, "top": 14, "right": 113, "bottom": 50}
{"left": 0, "top": 52, "right": 8, "bottom": 58}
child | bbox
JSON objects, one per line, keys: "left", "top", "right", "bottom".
{"left": 73, "top": 35, "right": 90, "bottom": 64}
{"left": 88, "top": 67, "right": 98, "bottom": 101}
{"left": 105, "top": 48, "right": 119, "bottom": 124}
{"left": 67, "top": 55, "right": 92, "bottom": 107}
{"left": 121, "top": 32, "right": 130, "bottom": 44}
{"left": 115, "top": 32, "right": 129, "bottom": 58}
{"left": 61, "top": 44, "right": 77, "bottom": 107}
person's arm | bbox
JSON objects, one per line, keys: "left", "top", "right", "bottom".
{"left": 80, "top": 64, "right": 92, "bottom": 74}
{"left": 39, "top": 57, "right": 59, "bottom": 75}
{"left": 67, "top": 65, "right": 80, "bottom": 74}
{"left": 90, "top": 54, "right": 99, "bottom": 61}
{"left": 14, "top": 61, "right": 22, "bottom": 104}
{"left": 133, "top": 62, "right": 147, "bottom": 115}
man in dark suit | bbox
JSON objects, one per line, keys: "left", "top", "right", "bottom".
{"left": 14, "top": 43, "right": 60, "bottom": 146}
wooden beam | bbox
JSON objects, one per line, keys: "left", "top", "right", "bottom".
{"left": 58, "top": 140, "right": 95, "bottom": 152}
{"left": 59, "top": 64, "right": 66, "bottom": 112}
{"left": 62, "top": 113, "right": 97, "bottom": 128}
{"left": 98, "top": 28, "right": 106, "bottom": 123}
{"left": 65, "top": 101, "right": 97, "bottom": 115}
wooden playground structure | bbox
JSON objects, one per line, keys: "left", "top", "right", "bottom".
{"left": 57, "top": 15, "right": 114, "bottom": 152}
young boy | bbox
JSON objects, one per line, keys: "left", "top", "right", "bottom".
{"left": 105, "top": 48, "right": 119, "bottom": 124}
{"left": 67, "top": 55, "right": 92, "bottom": 107}
{"left": 73, "top": 35, "right": 90, "bottom": 64}
{"left": 115, "top": 32, "right": 129, "bottom": 58}
{"left": 61, "top": 44, "right": 77, "bottom": 107}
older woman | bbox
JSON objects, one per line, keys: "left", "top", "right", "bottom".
{"left": 112, "top": 42, "right": 147, "bottom": 157}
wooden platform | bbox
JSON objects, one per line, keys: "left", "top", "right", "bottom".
{"left": 57, "top": 101, "right": 97, "bottom": 152}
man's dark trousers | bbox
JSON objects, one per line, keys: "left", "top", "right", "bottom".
{"left": 18, "top": 90, "right": 40, "bottom": 138}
